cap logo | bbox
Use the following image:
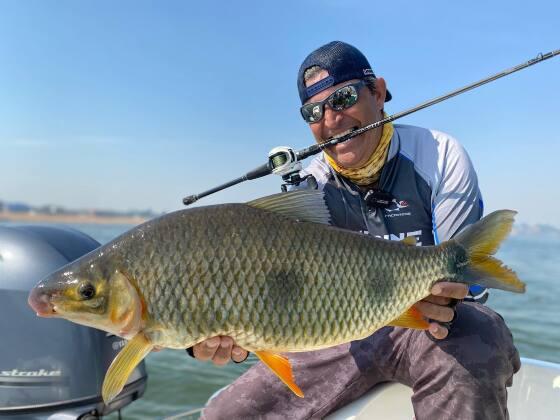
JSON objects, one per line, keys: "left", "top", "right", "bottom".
{"left": 306, "top": 76, "right": 335, "bottom": 98}
{"left": 363, "top": 69, "right": 374, "bottom": 76}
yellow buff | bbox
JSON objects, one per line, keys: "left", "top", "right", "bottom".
{"left": 325, "top": 118, "right": 394, "bottom": 186}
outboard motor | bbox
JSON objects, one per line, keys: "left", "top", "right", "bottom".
{"left": 0, "top": 225, "right": 147, "bottom": 419}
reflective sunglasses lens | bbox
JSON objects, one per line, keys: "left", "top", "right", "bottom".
{"left": 301, "top": 103, "right": 323, "bottom": 123}
{"left": 329, "top": 85, "right": 358, "bottom": 110}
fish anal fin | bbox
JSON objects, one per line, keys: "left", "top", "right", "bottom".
{"left": 255, "top": 350, "right": 304, "bottom": 398}
{"left": 102, "top": 333, "right": 154, "bottom": 403}
{"left": 388, "top": 306, "right": 429, "bottom": 330}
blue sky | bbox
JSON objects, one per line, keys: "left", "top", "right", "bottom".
{"left": 1, "top": 1, "right": 558, "bottom": 227}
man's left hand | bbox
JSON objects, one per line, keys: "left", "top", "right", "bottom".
{"left": 414, "top": 282, "right": 469, "bottom": 340}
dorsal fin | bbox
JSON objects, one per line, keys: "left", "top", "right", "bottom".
{"left": 247, "top": 190, "right": 331, "bottom": 225}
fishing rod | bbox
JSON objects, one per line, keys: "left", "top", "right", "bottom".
{"left": 183, "top": 49, "right": 559, "bottom": 206}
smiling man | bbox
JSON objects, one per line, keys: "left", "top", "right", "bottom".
{"left": 198, "top": 41, "right": 521, "bottom": 419}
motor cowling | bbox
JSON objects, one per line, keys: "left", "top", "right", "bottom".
{"left": 0, "top": 225, "right": 147, "bottom": 419}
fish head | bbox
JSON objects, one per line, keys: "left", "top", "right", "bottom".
{"left": 28, "top": 254, "right": 143, "bottom": 339}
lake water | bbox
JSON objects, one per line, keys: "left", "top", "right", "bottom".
{"left": 5, "top": 221, "right": 560, "bottom": 418}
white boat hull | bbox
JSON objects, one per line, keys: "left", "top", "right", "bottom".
{"left": 326, "top": 357, "right": 560, "bottom": 420}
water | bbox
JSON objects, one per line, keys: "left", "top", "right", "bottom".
{"left": 6, "top": 221, "right": 559, "bottom": 418}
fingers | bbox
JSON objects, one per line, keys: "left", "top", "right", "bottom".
{"left": 212, "top": 336, "right": 234, "bottom": 366}
{"left": 415, "top": 295, "right": 459, "bottom": 340}
{"left": 428, "top": 322, "right": 449, "bottom": 340}
{"left": 231, "top": 345, "right": 249, "bottom": 363}
{"left": 414, "top": 301, "right": 455, "bottom": 323}
{"left": 193, "top": 336, "right": 221, "bottom": 361}
{"left": 192, "top": 336, "right": 248, "bottom": 366}
{"left": 431, "top": 282, "right": 469, "bottom": 300}
{"left": 413, "top": 282, "right": 466, "bottom": 341}
{"left": 422, "top": 295, "right": 451, "bottom": 306}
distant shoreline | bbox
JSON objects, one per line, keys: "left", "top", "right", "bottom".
{"left": 0, "top": 211, "right": 147, "bottom": 225}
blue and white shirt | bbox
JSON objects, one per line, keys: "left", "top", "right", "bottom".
{"left": 299, "top": 124, "right": 487, "bottom": 301}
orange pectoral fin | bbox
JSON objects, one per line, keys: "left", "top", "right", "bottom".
{"left": 388, "top": 306, "right": 429, "bottom": 330}
{"left": 255, "top": 350, "right": 304, "bottom": 398}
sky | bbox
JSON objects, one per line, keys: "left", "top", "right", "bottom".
{"left": 0, "top": 0, "right": 558, "bottom": 227}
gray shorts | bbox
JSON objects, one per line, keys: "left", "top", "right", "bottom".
{"left": 202, "top": 302, "right": 521, "bottom": 420}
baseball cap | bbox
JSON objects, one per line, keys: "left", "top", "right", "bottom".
{"left": 297, "top": 41, "right": 392, "bottom": 104}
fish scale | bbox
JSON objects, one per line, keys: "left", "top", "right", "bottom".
{"left": 113, "top": 204, "right": 434, "bottom": 350}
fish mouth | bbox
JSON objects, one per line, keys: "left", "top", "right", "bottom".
{"left": 28, "top": 287, "right": 60, "bottom": 317}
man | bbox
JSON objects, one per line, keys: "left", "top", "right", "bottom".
{"left": 193, "top": 41, "right": 521, "bottom": 419}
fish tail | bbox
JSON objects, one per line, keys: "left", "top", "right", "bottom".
{"left": 453, "top": 210, "right": 525, "bottom": 293}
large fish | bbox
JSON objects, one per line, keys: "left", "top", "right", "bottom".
{"left": 28, "top": 190, "right": 525, "bottom": 402}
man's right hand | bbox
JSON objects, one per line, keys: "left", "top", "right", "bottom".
{"left": 193, "top": 336, "right": 248, "bottom": 366}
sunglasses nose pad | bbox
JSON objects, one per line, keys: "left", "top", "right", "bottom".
{"left": 323, "top": 105, "right": 342, "bottom": 124}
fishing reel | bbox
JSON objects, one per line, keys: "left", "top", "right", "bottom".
{"left": 268, "top": 146, "right": 317, "bottom": 192}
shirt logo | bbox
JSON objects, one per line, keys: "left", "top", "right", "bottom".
{"left": 384, "top": 199, "right": 412, "bottom": 218}
{"left": 386, "top": 199, "right": 409, "bottom": 212}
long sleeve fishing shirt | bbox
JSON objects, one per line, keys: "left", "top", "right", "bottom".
{"left": 299, "top": 123, "right": 487, "bottom": 301}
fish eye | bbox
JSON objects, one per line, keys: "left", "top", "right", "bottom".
{"left": 78, "top": 282, "right": 96, "bottom": 300}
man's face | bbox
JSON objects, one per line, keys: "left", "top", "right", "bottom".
{"left": 305, "top": 70, "right": 387, "bottom": 169}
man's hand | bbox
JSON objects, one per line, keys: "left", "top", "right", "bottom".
{"left": 414, "top": 282, "right": 469, "bottom": 340}
{"left": 192, "top": 336, "right": 248, "bottom": 366}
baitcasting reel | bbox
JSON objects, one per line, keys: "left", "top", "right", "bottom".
{"left": 268, "top": 146, "right": 317, "bottom": 192}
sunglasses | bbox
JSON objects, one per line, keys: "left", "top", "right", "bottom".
{"left": 300, "top": 80, "right": 366, "bottom": 124}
